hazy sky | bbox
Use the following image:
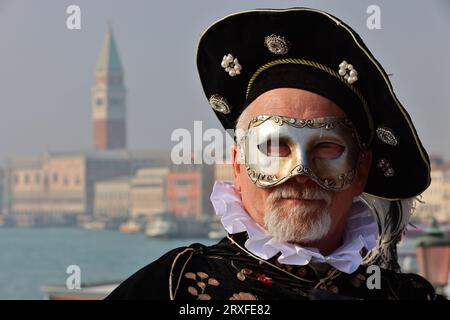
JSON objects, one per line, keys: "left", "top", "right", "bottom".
{"left": 0, "top": 0, "right": 449, "bottom": 166}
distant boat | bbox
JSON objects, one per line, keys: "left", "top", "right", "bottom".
{"left": 41, "top": 282, "right": 119, "bottom": 300}
{"left": 145, "top": 218, "right": 174, "bottom": 238}
{"left": 145, "top": 213, "right": 210, "bottom": 238}
{"left": 119, "top": 220, "right": 141, "bottom": 233}
{"left": 208, "top": 221, "right": 227, "bottom": 240}
{"left": 208, "top": 229, "right": 227, "bottom": 240}
{"left": 82, "top": 221, "right": 106, "bottom": 230}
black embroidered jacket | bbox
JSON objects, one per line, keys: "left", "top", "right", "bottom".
{"left": 106, "top": 232, "right": 439, "bottom": 300}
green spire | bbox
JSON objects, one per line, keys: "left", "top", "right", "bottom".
{"left": 96, "top": 22, "right": 122, "bottom": 72}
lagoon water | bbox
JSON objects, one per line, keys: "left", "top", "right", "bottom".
{"left": 0, "top": 227, "right": 215, "bottom": 299}
{"left": 0, "top": 227, "right": 418, "bottom": 299}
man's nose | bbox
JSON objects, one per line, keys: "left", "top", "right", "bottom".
{"left": 294, "top": 174, "right": 310, "bottom": 184}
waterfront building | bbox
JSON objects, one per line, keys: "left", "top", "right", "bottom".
{"left": 0, "top": 168, "right": 4, "bottom": 215}
{"left": 130, "top": 167, "right": 168, "bottom": 219}
{"left": 94, "top": 176, "right": 131, "bottom": 220}
{"left": 166, "top": 164, "right": 215, "bottom": 219}
{"left": 415, "top": 161, "right": 450, "bottom": 223}
{"left": 6, "top": 150, "right": 164, "bottom": 223}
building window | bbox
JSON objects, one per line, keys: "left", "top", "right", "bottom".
{"left": 75, "top": 175, "right": 81, "bottom": 185}
{"left": 96, "top": 98, "right": 103, "bottom": 106}
{"left": 53, "top": 173, "right": 58, "bottom": 183}
{"left": 177, "top": 195, "right": 187, "bottom": 204}
{"left": 24, "top": 174, "right": 29, "bottom": 184}
{"left": 14, "top": 174, "right": 19, "bottom": 185}
{"left": 175, "top": 179, "right": 192, "bottom": 186}
{"left": 35, "top": 173, "right": 40, "bottom": 184}
{"left": 64, "top": 176, "right": 69, "bottom": 186}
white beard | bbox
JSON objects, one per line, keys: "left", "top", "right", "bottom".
{"left": 264, "top": 184, "right": 332, "bottom": 243}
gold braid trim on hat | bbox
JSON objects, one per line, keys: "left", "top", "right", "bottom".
{"left": 245, "top": 58, "right": 374, "bottom": 145}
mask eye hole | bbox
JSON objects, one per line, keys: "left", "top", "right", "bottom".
{"left": 258, "top": 138, "right": 291, "bottom": 157}
{"left": 313, "top": 142, "right": 345, "bottom": 160}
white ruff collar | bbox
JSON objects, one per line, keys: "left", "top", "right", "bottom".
{"left": 210, "top": 181, "right": 378, "bottom": 274}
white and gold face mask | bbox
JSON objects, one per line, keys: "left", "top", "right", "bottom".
{"left": 241, "top": 114, "right": 363, "bottom": 191}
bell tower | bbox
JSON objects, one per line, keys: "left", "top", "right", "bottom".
{"left": 92, "top": 23, "right": 126, "bottom": 150}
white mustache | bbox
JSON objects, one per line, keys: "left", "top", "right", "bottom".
{"left": 268, "top": 185, "right": 332, "bottom": 205}
{"left": 265, "top": 184, "right": 332, "bottom": 243}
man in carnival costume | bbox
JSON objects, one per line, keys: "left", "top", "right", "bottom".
{"left": 107, "top": 8, "right": 439, "bottom": 300}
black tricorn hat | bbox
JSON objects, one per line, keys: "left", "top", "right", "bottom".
{"left": 196, "top": 8, "right": 430, "bottom": 200}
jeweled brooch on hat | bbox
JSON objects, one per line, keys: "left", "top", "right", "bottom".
{"left": 338, "top": 60, "right": 358, "bottom": 84}
{"left": 377, "top": 158, "right": 395, "bottom": 177}
{"left": 376, "top": 127, "right": 399, "bottom": 146}
{"left": 209, "top": 94, "right": 231, "bottom": 114}
{"left": 221, "top": 54, "right": 242, "bottom": 77}
{"left": 264, "top": 34, "right": 290, "bottom": 55}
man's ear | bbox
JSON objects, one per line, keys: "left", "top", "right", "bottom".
{"left": 231, "top": 143, "right": 242, "bottom": 191}
{"left": 354, "top": 150, "right": 372, "bottom": 195}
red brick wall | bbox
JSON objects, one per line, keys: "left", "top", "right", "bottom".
{"left": 166, "top": 172, "right": 201, "bottom": 217}
{"left": 93, "top": 119, "right": 126, "bottom": 150}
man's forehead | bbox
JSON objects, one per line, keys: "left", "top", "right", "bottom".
{"left": 246, "top": 88, "right": 347, "bottom": 121}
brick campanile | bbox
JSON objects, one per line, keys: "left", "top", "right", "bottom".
{"left": 92, "top": 24, "right": 127, "bottom": 150}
